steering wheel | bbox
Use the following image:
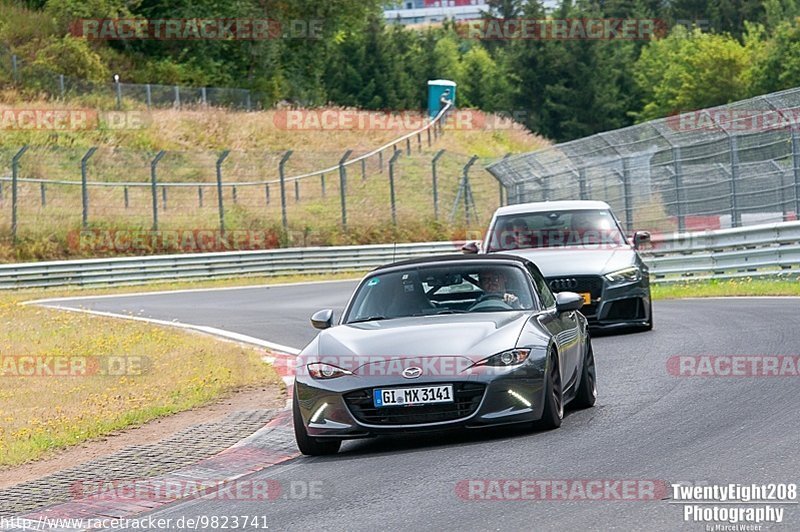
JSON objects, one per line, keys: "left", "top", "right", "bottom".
{"left": 469, "top": 293, "right": 513, "bottom": 312}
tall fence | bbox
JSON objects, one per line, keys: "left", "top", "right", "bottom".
{"left": 0, "top": 103, "right": 509, "bottom": 250}
{"left": 487, "top": 87, "right": 800, "bottom": 233}
{"left": 0, "top": 46, "right": 266, "bottom": 110}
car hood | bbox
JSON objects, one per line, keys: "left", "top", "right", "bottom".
{"left": 501, "top": 246, "right": 635, "bottom": 276}
{"left": 314, "top": 312, "right": 531, "bottom": 365}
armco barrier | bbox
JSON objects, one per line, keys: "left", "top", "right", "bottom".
{"left": 1, "top": 221, "right": 799, "bottom": 289}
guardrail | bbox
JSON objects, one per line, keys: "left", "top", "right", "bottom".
{"left": 1, "top": 221, "right": 799, "bottom": 290}
{"left": 645, "top": 220, "right": 800, "bottom": 281}
{"left": 0, "top": 242, "right": 457, "bottom": 289}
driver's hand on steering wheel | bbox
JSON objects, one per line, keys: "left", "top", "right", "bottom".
{"left": 503, "top": 293, "right": 520, "bottom": 306}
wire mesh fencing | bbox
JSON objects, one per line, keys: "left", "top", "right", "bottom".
{"left": 0, "top": 140, "right": 500, "bottom": 255}
{"left": 487, "top": 87, "right": 800, "bottom": 233}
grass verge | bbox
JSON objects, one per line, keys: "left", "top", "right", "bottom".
{"left": 0, "top": 289, "right": 282, "bottom": 468}
{"left": 651, "top": 276, "right": 800, "bottom": 300}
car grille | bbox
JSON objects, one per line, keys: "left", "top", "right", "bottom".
{"left": 343, "top": 383, "right": 486, "bottom": 426}
{"left": 547, "top": 275, "right": 604, "bottom": 317}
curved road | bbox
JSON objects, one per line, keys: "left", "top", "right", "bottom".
{"left": 43, "top": 283, "right": 800, "bottom": 530}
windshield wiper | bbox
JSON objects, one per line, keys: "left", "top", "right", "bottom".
{"left": 348, "top": 315, "right": 387, "bottom": 324}
{"left": 434, "top": 309, "right": 468, "bottom": 315}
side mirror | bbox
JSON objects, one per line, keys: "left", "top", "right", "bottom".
{"left": 310, "top": 309, "right": 334, "bottom": 330}
{"left": 461, "top": 241, "right": 480, "bottom": 254}
{"left": 633, "top": 231, "right": 651, "bottom": 249}
{"left": 555, "top": 292, "right": 583, "bottom": 313}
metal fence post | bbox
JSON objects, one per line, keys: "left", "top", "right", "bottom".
{"left": 427, "top": 127, "right": 432, "bottom": 147}
{"left": 432, "top": 149, "right": 445, "bottom": 219}
{"left": 265, "top": 184, "right": 270, "bottom": 205}
{"left": 80, "top": 147, "right": 97, "bottom": 229}
{"left": 216, "top": 150, "right": 230, "bottom": 235}
{"left": 463, "top": 156, "right": 479, "bottom": 225}
{"left": 115, "top": 79, "right": 122, "bottom": 109}
{"left": 361, "top": 158, "right": 366, "bottom": 181}
{"left": 124, "top": 186, "right": 129, "bottom": 209}
{"left": 406, "top": 137, "right": 412, "bottom": 156}
{"left": 792, "top": 130, "right": 800, "bottom": 219}
{"left": 174, "top": 86, "right": 180, "bottom": 108}
{"left": 10, "top": 146, "right": 28, "bottom": 240}
{"left": 320, "top": 173, "right": 326, "bottom": 197}
{"left": 198, "top": 186, "right": 203, "bottom": 208}
{"left": 673, "top": 146, "right": 685, "bottom": 232}
{"left": 338, "top": 150, "right": 353, "bottom": 229}
{"left": 621, "top": 158, "right": 633, "bottom": 231}
{"left": 201, "top": 87, "right": 207, "bottom": 106}
{"left": 578, "top": 168, "right": 588, "bottom": 200}
{"left": 145, "top": 84, "right": 152, "bottom": 109}
{"left": 417, "top": 132, "right": 422, "bottom": 153}
{"left": 161, "top": 186, "right": 167, "bottom": 210}
{"left": 498, "top": 154, "right": 512, "bottom": 206}
{"left": 232, "top": 185, "right": 238, "bottom": 204}
{"left": 279, "top": 151, "right": 292, "bottom": 230}
{"left": 245, "top": 91, "right": 252, "bottom": 112}
{"left": 40, "top": 183, "right": 46, "bottom": 207}
{"left": 150, "top": 150, "right": 166, "bottom": 231}
{"left": 294, "top": 179, "right": 300, "bottom": 202}
{"left": 59, "top": 75, "right": 65, "bottom": 99}
{"left": 729, "top": 135, "right": 741, "bottom": 228}
{"left": 378, "top": 150, "right": 384, "bottom": 173}
{"left": 389, "top": 150, "right": 402, "bottom": 225}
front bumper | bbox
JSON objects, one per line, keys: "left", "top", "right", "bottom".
{"left": 294, "top": 365, "right": 548, "bottom": 439}
{"left": 547, "top": 275, "right": 651, "bottom": 329}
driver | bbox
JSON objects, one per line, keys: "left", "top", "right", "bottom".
{"left": 471, "top": 270, "right": 523, "bottom": 309}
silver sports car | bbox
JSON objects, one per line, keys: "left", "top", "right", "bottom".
{"left": 293, "top": 254, "right": 597, "bottom": 455}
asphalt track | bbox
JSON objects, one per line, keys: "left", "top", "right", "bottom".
{"left": 41, "top": 283, "right": 800, "bottom": 531}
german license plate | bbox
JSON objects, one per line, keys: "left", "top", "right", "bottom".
{"left": 373, "top": 385, "right": 454, "bottom": 407}
{"left": 580, "top": 292, "right": 592, "bottom": 305}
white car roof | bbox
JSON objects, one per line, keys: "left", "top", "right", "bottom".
{"left": 493, "top": 200, "right": 612, "bottom": 217}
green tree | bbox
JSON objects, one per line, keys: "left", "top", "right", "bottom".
{"left": 633, "top": 26, "right": 748, "bottom": 121}
{"left": 744, "top": 18, "right": 800, "bottom": 96}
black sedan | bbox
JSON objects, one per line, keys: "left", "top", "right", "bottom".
{"left": 292, "top": 254, "right": 597, "bottom": 455}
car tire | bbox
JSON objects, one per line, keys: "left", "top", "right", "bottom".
{"left": 537, "top": 349, "right": 563, "bottom": 430}
{"left": 572, "top": 341, "right": 597, "bottom": 409}
{"left": 293, "top": 393, "right": 342, "bottom": 456}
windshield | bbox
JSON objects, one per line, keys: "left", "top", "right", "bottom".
{"left": 344, "top": 264, "right": 536, "bottom": 323}
{"left": 486, "top": 209, "right": 627, "bottom": 252}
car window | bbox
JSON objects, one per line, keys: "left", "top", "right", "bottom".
{"left": 528, "top": 265, "right": 556, "bottom": 308}
{"left": 486, "top": 209, "right": 626, "bottom": 251}
{"left": 345, "top": 263, "right": 536, "bottom": 323}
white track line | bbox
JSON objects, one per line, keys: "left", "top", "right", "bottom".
{"left": 38, "top": 303, "right": 299, "bottom": 388}
{"left": 23, "top": 277, "right": 359, "bottom": 306}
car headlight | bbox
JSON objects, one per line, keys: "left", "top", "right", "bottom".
{"left": 307, "top": 362, "right": 353, "bottom": 379}
{"left": 604, "top": 266, "right": 641, "bottom": 283}
{"left": 474, "top": 348, "right": 531, "bottom": 367}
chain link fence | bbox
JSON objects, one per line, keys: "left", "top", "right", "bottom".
{"left": 0, "top": 46, "right": 266, "bottom": 110}
{"left": 0, "top": 116, "right": 507, "bottom": 255}
{"left": 487, "top": 87, "right": 800, "bottom": 233}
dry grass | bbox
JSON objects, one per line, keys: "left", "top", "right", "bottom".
{"left": 0, "top": 291, "right": 281, "bottom": 467}
{"left": 0, "top": 98, "right": 549, "bottom": 261}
